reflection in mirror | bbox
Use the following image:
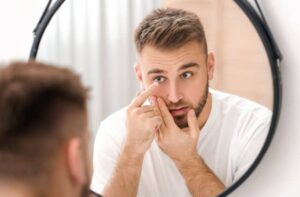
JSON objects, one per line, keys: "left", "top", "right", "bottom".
{"left": 36, "top": 0, "right": 273, "bottom": 196}
{"left": 38, "top": 0, "right": 162, "bottom": 132}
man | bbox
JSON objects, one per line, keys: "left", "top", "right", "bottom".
{"left": 0, "top": 61, "right": 93, "bottom": 197}
{"left": 91, "top": 8, "right": 271, "bottom": 197}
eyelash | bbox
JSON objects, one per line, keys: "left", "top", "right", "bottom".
{"left": 181, "top": 72, "right": 193, "bottom": 79}
{"left": 152, "top": 72, "right": 193, "bottom": 83}
{"left": 153, "top": 76, "right": 166, "bottom": 83}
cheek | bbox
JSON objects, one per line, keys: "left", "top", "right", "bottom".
{"left": 152, "top": 85, "right": 167, "bottom": 98}
{"left": 184, "top": 85, "right": 198, "bottom": 102}
{"left": 183, "top": 79, "right": 206, "bottom": 103}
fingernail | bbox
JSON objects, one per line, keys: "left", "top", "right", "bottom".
{"left": 151, "top": 96, "right": 156, "bottom": 105}
{"left": 190, "top": 110, "right": 195, "bottom": 116}
{"left": 157, "top": 97, "right": 161, "bottom": 104}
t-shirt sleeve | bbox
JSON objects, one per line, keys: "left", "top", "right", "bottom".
{"left": 232, "top": 114, "right": 271, "bottom": 183}
{"left": 90, "top": 120, "right": 124, "bottom": 195}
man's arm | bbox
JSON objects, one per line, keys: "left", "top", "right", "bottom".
{"left": 102, "top": 143, "right": 145, "bottom": 196}
{"left": 155, "top": 97, "right": 224, "bottom": 197}
{"left": 102, "top": 83, "right": 161, "bottom": 197}
{"left": 175, "top": 154, "right": 225, "bottom": 197}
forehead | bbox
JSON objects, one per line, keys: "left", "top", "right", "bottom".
{"left": 138, "top": 41, "right": 206, "bottom": 71}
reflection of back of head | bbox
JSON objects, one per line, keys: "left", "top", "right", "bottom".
{"left": 0, "top": 62, "right": 88, "bottom": 195}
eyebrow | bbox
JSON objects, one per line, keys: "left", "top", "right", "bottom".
{"left": 179, "top": 62, "right": 200, "bottom": 70}
{"left": 147, "top": 62, "right": 200, "bottom": 75}
{"left": 147, "top": 68, "right": 167, "bottom": 75}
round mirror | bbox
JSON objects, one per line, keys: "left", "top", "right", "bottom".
{"left": 32, "top": 0, "right": 281, "bottom": 196}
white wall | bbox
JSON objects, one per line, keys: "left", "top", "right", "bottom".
{"left": 0, "top": 0, "right": 47, "bottom": 62}
{"left": 231, "top": 0, "right": 300, "bottom": 196}
{"left": 1, "top": 1, "right": 300, "bottom": 196}
{"left": 0, "top": 0, "right": 161, "bottom": 136}
{"left": 35, "top": 0, "right": 161, "bottom": 136}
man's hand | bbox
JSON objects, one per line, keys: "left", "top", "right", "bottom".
{"left": 155, "top": 97, "right": 225, "bottom": 197}
{"left": 125, "top": 83, "right": 162, "bottom": 156}
{"left": 103, "top": 83, "right": 161, "bottom": 197}
{"left": 155, "top": 97, "right": 200, "bottom": 163}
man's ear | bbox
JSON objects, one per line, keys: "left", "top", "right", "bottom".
{"left": 66, "top": 137, "right": 86, "bottom": 186}
{"left": 207, "top": 52, "right": 215, "bottom": 80}
{"left": 134, "top": 63, "right": 143, "bottom": 85}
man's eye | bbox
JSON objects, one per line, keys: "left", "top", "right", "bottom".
{"left": 181, "top": 72, "right": 192, "bottom": 79}
{"left": 153, "top": 76, "right": 166, "bottom": 83}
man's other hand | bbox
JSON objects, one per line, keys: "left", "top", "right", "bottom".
{"left": 125, "top": 83, "right": 161, "bottom": 156}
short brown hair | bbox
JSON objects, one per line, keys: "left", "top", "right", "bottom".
{"left": 134, "top": 8, "right": 207, "bottom": 53}
{"left": 0, "top": 61, "right": 88, "bottom": 182}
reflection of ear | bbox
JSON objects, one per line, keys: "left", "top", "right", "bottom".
{"left": 134, "top": 63, "right": 145, "bottom": 90}
{"left": 67, "top": 138, "right": 86, "bottom": 186}
{"left": 134, "top": 63, "right": 143, "bottom": 83}
{"left": 207, "top": 52, "right": 215, "bottom": 80}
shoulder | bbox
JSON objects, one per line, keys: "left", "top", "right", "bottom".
{"left": 209, "top": 90, "right": 272, "bottom": 158}
{"left": 95, "top": 106, "right": 128, "bottom": 139}
{"left": 93, "top": 106, "right": 129, "bottom": 158}
{"left": 100, "top": 106, "right": 128, "bottom": 127}
{"left": 210, "top": 88, "right": 272, "bottom": 122}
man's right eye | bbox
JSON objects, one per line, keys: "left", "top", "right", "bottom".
{"left": 153, "top": 76, "right": 166, "bottom": 83}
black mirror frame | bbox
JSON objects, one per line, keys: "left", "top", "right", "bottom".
{"left": 29, "top": 0, "right": 282, "bottom": 196}
{"left": 220, "top": 0, "right": 282, "bottom": 196}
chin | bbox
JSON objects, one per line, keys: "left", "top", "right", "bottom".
{"left": 174, "top": 115, "right": 189, "bottom": 129}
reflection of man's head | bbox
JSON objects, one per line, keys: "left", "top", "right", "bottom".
{"left": 134, "top": 8, "right": 214, "bottom": 128}
{"left": 0, "top": 62, "right": 90, "bottom": 197}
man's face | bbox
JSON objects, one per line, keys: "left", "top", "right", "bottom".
{"left": 136, "top": 41, "right": 214, "bottom": 128}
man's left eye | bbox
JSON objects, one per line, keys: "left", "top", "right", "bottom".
{"left": 181, "top": 72, "right": 192, "bottom": 79}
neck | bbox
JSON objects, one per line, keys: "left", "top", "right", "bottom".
{"left": 0, "top": 173, "right": 72, "bottom": 197}
{"left": 197, "top": 92, "right": 212, "bottom": 129}
{"left": 0, "top": 181, "right": 35, "bottom": 197}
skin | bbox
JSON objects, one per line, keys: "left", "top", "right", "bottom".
{"left": 0, "top": 108, "right": 92, "bottom": 197}
{"left": 137, "top": 41, "right": 215, "bottom": 129}
{"left": 103, "top": 41, "right": 225, "bottom": 197}
{"left": 103, "top": 84, "right": 162, "bottom": 197}
{"left": 52, "top": 106, "right": 92, "bottom": 197}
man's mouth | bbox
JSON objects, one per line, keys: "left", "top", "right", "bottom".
{"left": 169, "top": 106, "right": 189, "bottom": 116}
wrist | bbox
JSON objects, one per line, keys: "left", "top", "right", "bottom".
{"left": 122, "top": 141, "right": 146, "bottom": 161}
{"left": 174, "top": 152, "right": 202, "bottom": 168}
{"left": 124, "top": 131, "right": 153, "bottom": 157}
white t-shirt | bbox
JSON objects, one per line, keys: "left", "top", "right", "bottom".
{"left": 90, "top": 89, "right": 272, "bottom": 197}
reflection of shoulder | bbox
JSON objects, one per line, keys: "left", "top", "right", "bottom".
{"left": 101, "top": 106, "right": 128, "bottom": 125}
{"left": 210, "top": 88, "right": 272, "bottom": 122}
{"left": 98, "top": 106, "right": 128, "bottom": 136}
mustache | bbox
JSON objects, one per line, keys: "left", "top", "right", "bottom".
{"left": 167, "top": 100, "right": 191, "bottom": 109}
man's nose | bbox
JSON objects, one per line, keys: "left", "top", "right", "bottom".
{"left": 167, "top": 82, "right": 183, "bottom": 103}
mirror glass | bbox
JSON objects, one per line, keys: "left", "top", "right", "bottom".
{"left": 35, "top": 0, "right": 273, "bottom": 195}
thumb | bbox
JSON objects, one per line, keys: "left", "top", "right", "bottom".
{"left": 187, "top": 109, "right": 199, "bottom": 138}
{"left": 157, "top": 97, "right": 175, "bottom": 127}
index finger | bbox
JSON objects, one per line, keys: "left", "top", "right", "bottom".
{"left": 130, "top": 83, "right": 158, "bottom": 108}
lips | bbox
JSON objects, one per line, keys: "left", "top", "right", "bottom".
{"left": 169, "top": 106, "right": 189, "bottom": 116}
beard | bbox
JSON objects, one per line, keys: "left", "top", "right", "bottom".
{"left": 170, "top": 82, "right": 209, "bottom": 129}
